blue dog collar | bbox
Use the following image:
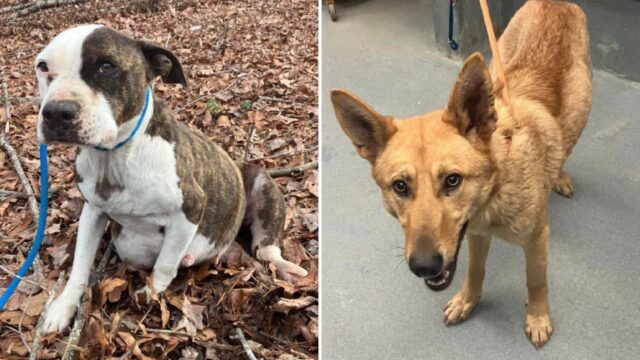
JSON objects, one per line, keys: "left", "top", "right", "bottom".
{"left": 94, "top": 87, "right": 151, "bottom": 151}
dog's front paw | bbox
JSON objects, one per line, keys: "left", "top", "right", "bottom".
{"left": 525, "top": 313, "right": 553, "bottom": 348}
{"left": 553, "top": 170, "right": 574, "bottom": 198}
{"left": 42, "top": 295, "right": 78, "bottom": 334}
{"left": 443, "top": 289, "right": 480, "bottom": 325}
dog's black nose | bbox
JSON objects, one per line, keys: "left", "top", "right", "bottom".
{"left": 408, "top": 253, "right": 443, "bottom": 278}
{"left": 42, "top": 100, "right": 80, "bottom": 126}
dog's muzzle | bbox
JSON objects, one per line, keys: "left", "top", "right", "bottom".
{"left": 423, "top": 221, "right": 469, "bottom": 291}
{"left": 41, "top": 100, "right": 82, "bottom": 143}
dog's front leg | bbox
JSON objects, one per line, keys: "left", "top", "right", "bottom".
{"left": 43, "top": 203, "right": 108, "bottom": 333}
{"left": 139, "top": 216, "right": 198, "bottom": 299}
{"left": 444, "top": 234, "right": 491, "bottom": 324}
{"left": 524, "top": 217, "right": 553, "bottom": 348}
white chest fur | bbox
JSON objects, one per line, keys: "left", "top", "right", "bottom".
{"left": 76, "top": 134, "right": 184, "bottom": 228}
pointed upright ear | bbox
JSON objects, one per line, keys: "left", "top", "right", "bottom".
{"left": 444, "top": 53, "right": 496, "bottom": 142}
{"left": 331, "top": 89, "right": 397, "bottom": 163}
{"left": 138, "top": 41, "right": 188, "bottom": 87}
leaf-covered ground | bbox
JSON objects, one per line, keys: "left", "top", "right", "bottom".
{"left": 0, "top": 0, "right": 318, "bottom": 358}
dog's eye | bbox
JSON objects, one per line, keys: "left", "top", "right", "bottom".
{"left": 393, "top": 180, "right": 408, "bottom": 195}
{"left": 444, "top": 173, "right": 462, "bottom": 191}
{"left": 37, "top": 61, "right": 49, "bottom": 73}
{"left": 98, "top": 61, "right": 116, "bottom": 74}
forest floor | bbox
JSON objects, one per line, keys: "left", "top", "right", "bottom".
{"left": 0, "top": 0, "right": 318, "bottom": 358}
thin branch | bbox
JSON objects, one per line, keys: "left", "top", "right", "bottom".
{"left": 30, "top": 271, "right": 65, "bottom": 360}
{"left": 2, "top": 68, "right": 10, "bottom": 133}
{"left": 141, "top": 328, "right": 191, "bottom": 337}
{"left": 0, "top": 187, "right": 59, "bottom": 200}
{"left": 235, "top": 327, "right": 258, "bottom": 360}
{"left": 0, "top": 136, "right": 39, "bottom": 219}
{"left": 243, "top": 123, "right": 255, "bottom": 162}
{"left": 267, "top": 161, "right": 318, "bottom": 178}
{"left": 62, "top": 243, "right": 113, "bottom": 360}
{"left": 259, "top": 96, "right": 293, "bottom": 104}
{"left": 0, "top": 265, "right": 50, "bottom": 295}
{"left": 12, "top": 0, "right": 90, "bottom": 18}
{"left": 249, "top": 145, "right": 317, "bottom": 162}
{"left": 0, "top": 2, "right": 32, "bottom": 15}
{"left": 5, "top": 325, "right": 30, "bottom": 352}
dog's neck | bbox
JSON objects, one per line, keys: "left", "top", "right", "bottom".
{"left": 77, "top": 92, "right": 157, "bottom": 182}
{"left": 473, "top": 95, "right": 559, "bottom": 234}
{"left": 85, "top": 92, "right": 155, "bottom": 154}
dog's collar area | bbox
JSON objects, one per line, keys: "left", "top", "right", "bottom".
{"left": 93, "top": 87, "right": 151, "bottom": 152}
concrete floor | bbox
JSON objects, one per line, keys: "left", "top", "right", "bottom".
{"left": 321, "top": 1, "right": 640, "bottom": 359}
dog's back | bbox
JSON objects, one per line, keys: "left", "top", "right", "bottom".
{"left": 497, "top": 0, "right": 591, "bottom": 156}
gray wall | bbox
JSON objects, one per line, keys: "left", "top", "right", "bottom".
{"left": 432, "top": 0, "right": 640, "bottom": 82}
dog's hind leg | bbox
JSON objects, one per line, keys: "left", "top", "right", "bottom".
{"left": 240, "top": 163, "right": 308, "bottom": 280}
{"left": 444, "top": 234, "right": 491, "bottom": 325}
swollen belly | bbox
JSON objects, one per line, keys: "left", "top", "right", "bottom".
{"left": 112, "top": 226, "right": 223, "bottom": 270}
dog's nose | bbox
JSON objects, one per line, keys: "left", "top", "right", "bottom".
{"left": 42, "top": 100, "right": 80, "bottom": 125}
{"left": 408, "top": 253, "right": 443, "bottom": 278}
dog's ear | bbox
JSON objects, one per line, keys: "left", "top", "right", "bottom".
{"left": 138, "top": 41, "right": 188, "bottom": 87}
{"left": 331, "top": 89, "right": 397, "bottom": 163}
{"left": 445, "top": 53, "right": 496, "bottom": 142}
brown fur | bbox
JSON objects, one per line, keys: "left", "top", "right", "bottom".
{"left": 146, "top": 100, "right": 246, "bottom": 248}
{"left": 330, "top": 0, "right": 591, "bottom": 348}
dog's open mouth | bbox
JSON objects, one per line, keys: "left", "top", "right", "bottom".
{"left": 424, "top": 221, "right": 468, "bottom": 291}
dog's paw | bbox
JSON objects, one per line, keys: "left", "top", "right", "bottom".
{"left": 274, "top": 260, "right": 309, "bottom": 281}
{"left": 42, "top": 295, "right": 78, "bottom": 334}
{"left": 525, "top": 313, "right": 553, "bottom": 348}
{"left": 443, "top": 290, "right": 480, "bottom": 325}
{"left": 553, "top": 171, "right": 574, "bottom": 198}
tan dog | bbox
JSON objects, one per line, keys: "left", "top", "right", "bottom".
{"left": 330, "top": 0, "right": 591, "bottom": 348}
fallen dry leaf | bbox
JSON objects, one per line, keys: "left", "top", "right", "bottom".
{"left": 272, "top": 296, "right": 317, "bottom": 314}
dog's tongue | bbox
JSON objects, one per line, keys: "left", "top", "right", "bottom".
{"left": 424, "top": 261, "right": 457, "bottom": 291}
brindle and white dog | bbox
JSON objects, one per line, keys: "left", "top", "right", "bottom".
{"left": 36, "top": 24, "right": 307, "bottom": 333}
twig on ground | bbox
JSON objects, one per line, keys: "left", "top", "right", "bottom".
{"left": 235, "top": 327, "right": 258, "bottom": 360}
{"left": 249, "top": 145, "right": 317, "bottom": 162}
{"left": 62, "top": 243, "right": 113, "bottom": 360}
{"left": 30, "top": 270, "right": 65, "bottom": 360}
{"left": 0, "top": 2, "right": 32, "bottom": 15}
{"left": 1, "top": 95, "right": 39, "bottom": 105}
{"left": 0, "top": 136, "right": 39, "bottom": 219}
{"left": 259, "top": 96, "right": 293, "bottom": 104}
{"left": 1, "top": 68, "right": 10, "bottom": 133}
{"left": 0, "top": 187, "right": 60, "bottom": 200}
{"left": 244, "top": 123, "right": 255, "bottom": 162}
{"left": 141, "top": 327, "right": 191, "bottom": 337}
{"left": 5, "top": 325, "right": 31, "bottom": 353}
{"left": 267, "top": 161, "right": 318, "bottom": 178}
{"left": 0, "top": 265, "right": 50, "bottom": 295}
{"left": 11, "top": 0, "right": 90, "bottom": 18}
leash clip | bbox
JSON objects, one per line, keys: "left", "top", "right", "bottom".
{"left": 448, "top": 0, "right": 458, "bottom": 50}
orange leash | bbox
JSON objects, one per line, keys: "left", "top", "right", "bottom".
{"left": 478, "top": 0, "right": 521, "bottom": 129}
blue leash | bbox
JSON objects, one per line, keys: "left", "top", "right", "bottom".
{"left": 94, "top": 87, "right": 151, "bottom": 151}
{"left": 0, "top": 144, "right": 48, "bottom": 310}
{"left": 0, "top": 87, "right": 150, "bottom": 310}
{"left": 448, "top": 0, "right": 459, "bottom": 50}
